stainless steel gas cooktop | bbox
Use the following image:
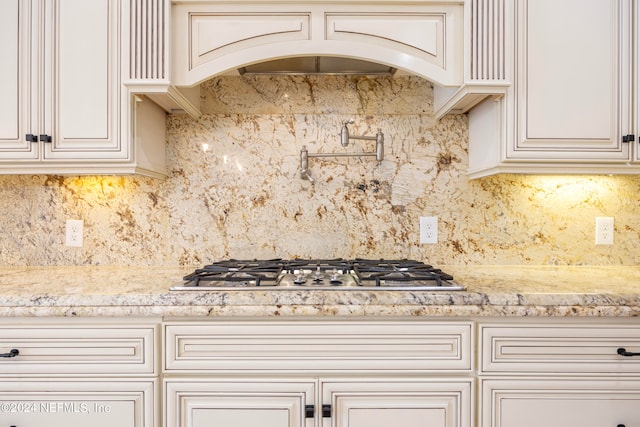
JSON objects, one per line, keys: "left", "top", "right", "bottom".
{"left": 171, "top": 259, "right": 464, "bottom": 291}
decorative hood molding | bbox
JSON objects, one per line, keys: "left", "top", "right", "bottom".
{"left": 171, "top": 1, "right": 464, "bottom": 87}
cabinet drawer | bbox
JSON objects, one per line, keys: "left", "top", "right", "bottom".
{"left": 0, "top": 323, "right": 157, "bottom": 375}
{"left": 164, "top": 320, "right": 472, "bottom": 373}
{"left": 480, "top": 323, "right": 640, "bottom": 374}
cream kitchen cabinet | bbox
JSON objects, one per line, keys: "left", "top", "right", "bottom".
{"left": 480, "top": 378, "right": 640, "bottom": 427}
{"left": 165, "top": 380, "right": 315, "bottom": 427}
{"left": 166, "top": 378, "right": 471, "bottom": 427}
{"left": 163, "top": 320, "right": 473, "bottom": 427}
{"left": 0, "top": 380, "right": 154, "bottom": 427}
{"left": 321, "top": 379, "right": 471, "bottom": 427}
{"left": 478, "top": 320, "right": 640, "bottom": 427}
{"left": 465, "top": 0, "right": 639, "bottom": 178}
{"left": 0, "top": 0, "right": 167, "bottom": 177}
{"left": 0, "top": 318, "right": 160, "bottom": 427}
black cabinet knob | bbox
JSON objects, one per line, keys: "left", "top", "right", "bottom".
{"left": 25, "top": 133, "right": 37, "bottom": 142}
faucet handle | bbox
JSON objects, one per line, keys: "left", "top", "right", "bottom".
{"left": 340, "top": 119, "right": 354, "bottom": 147}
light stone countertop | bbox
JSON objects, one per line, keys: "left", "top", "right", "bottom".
{"left": 0, "top": 265, "right": 639, "bottom": 317}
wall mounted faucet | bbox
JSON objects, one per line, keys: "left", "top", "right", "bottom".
{"left": 340, "top": 119, "right": 384, "bottom": 155}
{"left": 300, "top": 119, "right": 384, "bottom": 183}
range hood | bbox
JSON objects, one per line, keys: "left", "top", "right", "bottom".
{"left": 238, "top": 56, "right": 397, "bottom": 76}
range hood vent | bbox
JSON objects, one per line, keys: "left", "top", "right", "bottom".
{"left": 238, "top": 57, "right": 397, "bottom": 76}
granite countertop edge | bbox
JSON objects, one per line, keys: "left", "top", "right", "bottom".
{"left": 1, "top": 265, "right": 640, "bottom": 318}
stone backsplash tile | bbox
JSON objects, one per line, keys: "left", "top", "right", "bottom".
{"left": 0, "top": 76, "right": 639, "bottom": 266}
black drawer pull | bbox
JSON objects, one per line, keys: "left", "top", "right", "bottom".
{"left": 0, "top": 349, "right": 19, "bottom": 358}
{"left": 25, "top": 133, "right": 38, "bottom": 142}
{"left": 617, "top": 424, "right": 626, "bottom": 427}
{"left": 617, "top": 348, "right": 640, "bottom": 357}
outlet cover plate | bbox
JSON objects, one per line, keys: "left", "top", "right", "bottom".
{"left": 65, "top": 219, "right": 84, "bottom": 247}
{"left": 420, "top": 216, "right": 438, "bottom": 244}
{"left": 595, "top": 216, "right": 614, "bottom": 245}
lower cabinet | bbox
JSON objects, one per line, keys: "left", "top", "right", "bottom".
{"left": 0, "top": 318, "right": 160, "bottom": 427}
{"left": 480, "top": 378, "right": 640, "bottom": 427}
{"left": 165, "top": 378, "right": 471, "bottom": 427}
{"left": 165, "top": 380, "right": 315, "bottom": 427}
{"left": 163, "top": 319, "right": 474, "bottom": 427}
{"left": 478, "top": 320, "right": 640, "bottom": 427}
{"left": 323, "top": 380, "right": 470, "bottom": 427}
{"left": 0, "top": 379, "right": 156, "bottom": 427}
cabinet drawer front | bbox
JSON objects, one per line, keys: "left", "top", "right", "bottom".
{"left": 480, "top": 324, "right": 640, "bottom": 374}
{"left": 0, "top": 325, "right": 157, "bottom": 375}
{"left": 164, "top": 321, "right": 472, "bottom": 373}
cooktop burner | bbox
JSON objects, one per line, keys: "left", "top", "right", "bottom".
{"left": 171, "top": 259, "right": 464, "bottom": 291}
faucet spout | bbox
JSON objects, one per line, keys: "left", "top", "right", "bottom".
{"left": 300, "top": 146, "right": 315, "bottom": 183}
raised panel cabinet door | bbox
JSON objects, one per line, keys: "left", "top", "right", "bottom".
{"left": 509, "top": 0, "right": 632, "bottom": 160}
{"left": 0, "top": 0, "right": 38, "bottom": 159}
{"left": 322, "top": 380, "right": 472, "bottom": 427}
{"left": 165, "top": 380, "right": 315, "bottom": 427}
{"left": 0, "top": 380, "right": 154, "bottom": 427}
{"left": 42, "top": 0, "right": 125, "bottom": 160}
{"left": 481, "top": 379, "right": 640, "bottom": 427}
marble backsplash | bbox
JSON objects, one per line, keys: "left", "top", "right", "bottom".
{"left": 1, "top": 75, "right": 640, "bottom": 266}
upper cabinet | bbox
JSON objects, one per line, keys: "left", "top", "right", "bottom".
{"left": 171, "top": 1, "right": 464, "bottom": 87}
{"left": 0, "top": 0, "right": 169, "bottom": 177}
{"left": 458, "top": 0, "right": 639, "bottom": 178}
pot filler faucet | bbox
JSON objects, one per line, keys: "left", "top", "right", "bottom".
{"left": 300, "top": 119, "right": 384, "bottom": 182}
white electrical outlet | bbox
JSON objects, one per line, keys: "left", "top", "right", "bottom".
{"left": 65, "top": 219, "right": 83, "bottom": 247}
{"left": 420, "top": 216, "right": 438, "bottom": 244}
{"left": 595, "top": 217, "right": 614, "bottom": 245}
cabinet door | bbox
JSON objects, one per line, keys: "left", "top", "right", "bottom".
{"left": 0, "top": 379, "right": 154, "bottom": 427}
{"left": 481, "top": 378, "right": 640, "bottom": 427}
{"left": 165, "top": 379, "right": 315, "bottom": 427}
{"left": 0, "top": 0, "right": 38, "bottom": 159}
{"left": 509, "top": 0, "right": 632, "bottom": 161}
{"left": 42, "top": 0, "right": 125, "bottom": 160}
{"left": 322, "top": 380, "right": 471, "bottom": 427}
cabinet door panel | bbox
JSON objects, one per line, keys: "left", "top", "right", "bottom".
{"left": 0, "top": 0, "right": 38, "bottom": 158}
{"left": 44, "top": 0, "right": 123, "bottom": 158}
{"left": 191, "top": 401, "right": 294, "bottom": 427}
{"left": 510, "top": 0, "right": 632, "bottom": 160}
{"left": 323, "top": 380, "right": 471, "bottom": 427}
{"left": 165, "top": 380, "right": 315, "bottom": 427}
{"left": 0, "top": 379, "right": 154, "bottom": 427}
{"left": 482, "top": 379, "right": 640, "bottom": 427}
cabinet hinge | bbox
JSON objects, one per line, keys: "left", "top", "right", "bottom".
{"left": 622, "top": 134, "right": 635, "bottom": 143}
{"left": 322, "top": 404, "right": 332, "bottom": 418}
{"left": 305, "top": 405, "right": 314, "bottom": 418}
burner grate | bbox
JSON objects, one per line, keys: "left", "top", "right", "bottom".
{"left": 176, "top": 258, "right": 461, "bottom": 290}
{"left": 184, "top": 259, "right": 283, "bottom": 287}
